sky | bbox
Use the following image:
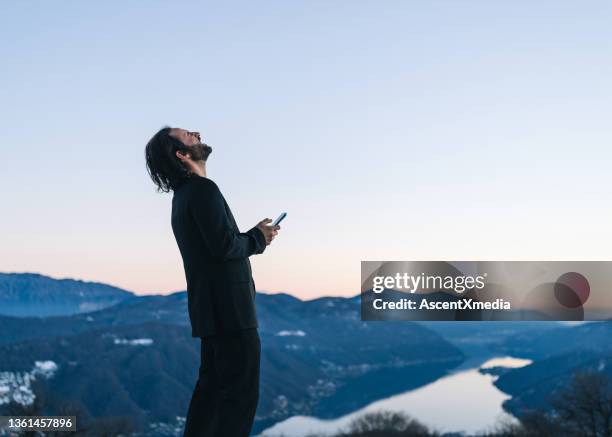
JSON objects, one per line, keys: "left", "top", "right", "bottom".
{"left": 1, "top": 1, "right": 611, "bottom": 299}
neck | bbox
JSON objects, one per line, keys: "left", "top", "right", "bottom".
{"left": 191, "top": 161, "right": 207, "bottom": 178}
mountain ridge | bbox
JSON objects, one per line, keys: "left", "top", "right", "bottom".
{"left": 0, "top": 272, "right": 134, "bottom": 317}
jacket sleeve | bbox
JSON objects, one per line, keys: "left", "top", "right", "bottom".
{"left": 188, "top": 179, "right": 266, "bottom": 261}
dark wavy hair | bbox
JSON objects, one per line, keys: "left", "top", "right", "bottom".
{"left": 145, "top": 126, "right": 192, "bottom": 192}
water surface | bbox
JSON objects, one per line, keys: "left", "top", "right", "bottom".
{"left": 258, "top": 356, "right": 532, "bottom": 436}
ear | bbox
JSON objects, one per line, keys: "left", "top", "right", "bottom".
{"left": 175, "top": 150, "right": 191, "bottom": 162}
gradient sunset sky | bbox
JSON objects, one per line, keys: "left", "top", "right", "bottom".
{"left": 2, "top": 1, "right": 611, "bottom": 299}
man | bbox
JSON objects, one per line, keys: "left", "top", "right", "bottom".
{"left": 144, "top": 126, "right": 280, "bottom": 436}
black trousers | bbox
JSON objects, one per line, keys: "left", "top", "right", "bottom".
{"left": 184, "top": 328, "right": 261, "bottom": 437}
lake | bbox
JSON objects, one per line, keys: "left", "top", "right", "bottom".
{"left": 258, "top": 356, "right": 532, "bottom": 436}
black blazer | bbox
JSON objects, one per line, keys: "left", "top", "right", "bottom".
{"left": 171, "top": 175, "right": 266, "bottom": 337}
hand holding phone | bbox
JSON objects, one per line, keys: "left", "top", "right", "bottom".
{"left": 256, "top": 213, "right": 285, "bottom": 246}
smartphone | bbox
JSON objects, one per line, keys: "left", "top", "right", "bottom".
{"left": 272, "top": 212, "right": 287, "bottom": 226}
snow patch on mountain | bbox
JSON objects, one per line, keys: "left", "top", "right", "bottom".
{"left": 114, "top": 338, "right": 154, "bottom": 346}
{"left": 0, "top": 360, "right": 58, "bottom": 406}
{"left": 276, "top": 330, "right": 306, "bottom": 337}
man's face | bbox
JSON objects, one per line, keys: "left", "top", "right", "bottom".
{"left": 169, "top": 128, "right": 212, "bottom": 162}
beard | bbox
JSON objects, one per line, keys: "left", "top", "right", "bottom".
{"left": 189, "top": 142, "right": 213, "bottom": 162}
